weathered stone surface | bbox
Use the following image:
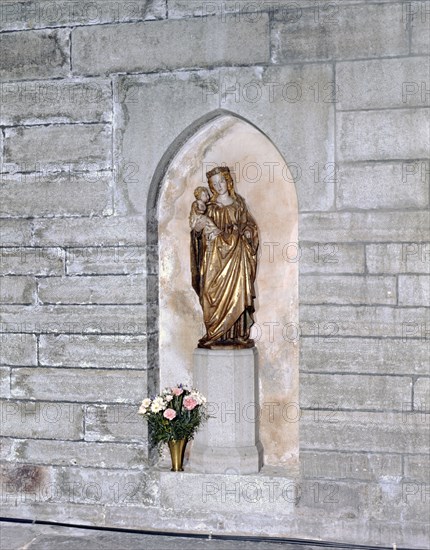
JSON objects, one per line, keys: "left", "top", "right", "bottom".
{"left": 0, "top": 305, "right": 147, "bottom": 334}
{"left": 337, "top": 162, "right": 429, "bottom": 210}
{"left": 0, "top": 29, "right": 70, "bottom": 81}
{"left": 337, "top": 109, "right": 430, "bottom": 162}
{"left": 414, "top": 378, "right": 430, "bottom": 411}
{"left": 0, "top": 0, "right": 166, "bottom": 31}
{"left": 299, "top": 243, "right": 365, "bottom": 274}
{"left": 0, "top": 502, "right": 105, "bottom": 527}
{"left": 52, "top": 466, "right": 158, "bottom": 506}
{"left": 300, "top": 305, "right": 430, "bottom": 338}
{"left": 0, "top": 173, "right": 112, "bottom": 218}
{"left": 403, "top": 454, "right": 430, "bottom": 482}
{"left": 72, "top": 16, "right": 270, "bottom": 75}
{"left": 11, "top": 368, "right": 147, "bottom": 403}
{"left": 3, "top": 124, "right": 112, "bottom": 172}
{"left": 0, "top": 334, "right": 37, "bottom": 366}
{"left": 299, "top": 211, "right": 430, "bottom": 242}
{"left": 300, "top": 373, "right": 412, "bottom": 411}
{"left": 300, "top": 275, "right": 396, "bottom": 305}
{"left": 66, "top": 246, "right": 146, "bottom": 275}
{"left": 366, "top": 243, "right": 430, "bottom": 274}
{"left": 84, "top": 404, "right": 147, "bottom": 443}
{"left": 300, "top": 337, "right": 430, "bottom": 375}
{"left": 39, "top": 335, "right": 147, "bottom": 369}
{"left": 0, "top": 276, "right": 35, "bottom": 304}
{"left": 300, "top": 451, "right": 402, "bottom": 481}
{"left": 336, "top": 57, "right": 430, "bottom": 110}
{"left": 38, "top": 275, "right": 145, "bottom": 305}
{"left": 0, "top": 400, "right": 84, "bottom": 440}
{"left": 4, "top": 439, "right": 148, "bottom": 469}
{"left": 398, "top": 275, "right": 430, "bottom": 306}
{"left": 0, "top": 247, "right": 65, "bottom": 276}
{"left": 33, "top": 216, "right": 146, "bottom": 246}
{"left": 272, "top": 3, "right": 409, "bottom": 63}
{"left": 160, "top": 471, "right": 296, "bottom": 516}
{"left": 0, "top": 220, "right": 33, "bottom": 246}
{"left": 411, "top": 2, "right": 430, "bottom": 54}
{"left": 300, "top": 410, "right": 429, "bottom": 453}
{"left": 0, "top": 79, "right": 112, "bottom": 125}
{"left": 0, "top": 367, "right": 10, "bottom": 398}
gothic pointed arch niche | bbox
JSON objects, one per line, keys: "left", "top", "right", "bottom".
{"left": 148, "top": 112, "right": 299, "bottom": 465}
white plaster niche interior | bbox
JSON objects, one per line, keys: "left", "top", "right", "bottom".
{"left": 158, "top": 114, "right": 299, "bottom": 466}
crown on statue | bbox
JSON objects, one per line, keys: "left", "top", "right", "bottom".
{"left": 206, "top": 166, "right": 231, "bottom": 180}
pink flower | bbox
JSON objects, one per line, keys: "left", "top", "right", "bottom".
{"left": 163, "top": 408, "right": 177, "bottom": 420}
{"left": 183, "top": 396, "right": 198, "bottom": 411}
{"left": 172, "top": 387, "right": 183, "bottom": 396}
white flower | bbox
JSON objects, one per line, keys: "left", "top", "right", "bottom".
{"left": 151, "top": 402, "right": 163, "bottom": 413}
{"left": 165, "top": 395, "right": 173, "bottom": 402}
{"left": 141, "top": 398, "right": 151, "bottom": 408}
{"left": 138, "top": 404, "right": 147, "bottom": 415}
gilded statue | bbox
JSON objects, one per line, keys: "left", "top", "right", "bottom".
{"left": 190, "top": 166, "right": 259, "bottom": 349}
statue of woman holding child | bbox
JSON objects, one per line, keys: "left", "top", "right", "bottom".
{"left": 190, "top": 166, "right": 259, "bottom": 349}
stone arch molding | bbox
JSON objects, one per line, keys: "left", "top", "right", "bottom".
{"left": 148, "top": 112, "right": 299, "bottom": 465}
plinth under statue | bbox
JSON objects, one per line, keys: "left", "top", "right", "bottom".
{"left": 189, "top": 166, "right": 263, "bottom": 473}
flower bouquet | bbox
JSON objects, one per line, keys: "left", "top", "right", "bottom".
{"left": 138, "top": 384, "right": 208, "bottom": 471}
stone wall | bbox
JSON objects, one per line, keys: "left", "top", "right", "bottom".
{"left": 1, "top": 1, "right": 429, "bottom": 547}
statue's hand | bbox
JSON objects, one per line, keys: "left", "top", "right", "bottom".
{"left": 244, "top": 229, "right": 252, "bottom": 240}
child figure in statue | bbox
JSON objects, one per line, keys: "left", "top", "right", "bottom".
{"left": 189, "top": 186, "right": 220, "bottom": 241}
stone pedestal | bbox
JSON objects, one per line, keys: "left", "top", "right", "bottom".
{"left": 189, "top": 347, "right": 264, "bottom": 474}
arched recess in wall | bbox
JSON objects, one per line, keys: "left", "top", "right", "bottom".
{"left": 147, "top": 111, "right": 299, "bottom": 465}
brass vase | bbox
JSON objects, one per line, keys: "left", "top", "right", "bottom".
{"left": 168, "top": 439, "right": 187, "bottom": 471}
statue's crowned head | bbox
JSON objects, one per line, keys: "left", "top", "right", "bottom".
{"left": 206, "top": 166, "right": 236, "bottom": 199}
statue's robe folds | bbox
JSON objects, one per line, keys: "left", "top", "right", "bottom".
{"left": 191, "top": 195, "right": 258, "bottom": 345}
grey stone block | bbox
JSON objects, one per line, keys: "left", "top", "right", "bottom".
{"left": 66, "top": 246, "right": 146, "bottom": 275}
{"left": 159, "top": 471, "right": 296, "bottom": 516}
{"left": 0, "top": 220, "right": 33, "bottom": 246}
{"left": 414, "top": 378, "right": 430, "bottom": 411}
{"left": 85, "top": 404, "right": 147, "bottom": 443}
{"left": 410, "top": 2, "right": 430, "bottom": 54}
{"left": 72, "top": 16, "right": 270, "bottom": 76}
{"left": 0, "top": 367, "right": 10, "bottom": 398}
{"left": 300, "top": 410, "right": 429, "bottom": 453}
{"left": 300, "top": 451, "right": 402, "bottom": 481}
{"left": 5, "top": 439, "right": 149, "bottom": 469}
{"left": 398, "top": 275, "right": 430, "bottom": 306}
{"left": 300, "top": 211, "right": 430, "bottom": 242}
{"left": 300, "top": 275, "right": 396, "bottom": 305}
{"left": 299, "top": 243, "right": 365, "bottom": 274}
{"left": 11, "top": 367, "right": 147, "bottom": 403}
{"left": 300, "top": 304, "right": 430, "bottom": 338}
{"left": 218, "top": 64, "right": 335, "bottom": 212}
{"left": 336, "top": 57, "right": 430, "bottom": 111}
{"left": 33, "top": 216, "right": 146, "bottom": 246}
{"left": 0, "top": 29, "right": 70, "bottom": 81}
{"left": 0, "top": 0, "right": 166, "bottom": 31}
{"left": 39, "top": 334, "right": 147, "bottom": 369}
{"left": 52, "top": 466, "right": 158, "bottom": 506}
{"left": 272, "top": 3, "right": 409, "bottom": 63}
{"left": 300, "top": 337, "right": 430, "bottom": 375}
{"left": 38, "top": 275, "right": 145, "bottom": 305}
{"left": 0, "top": 79, "right": 112, "bottom": 126}
{"left": 0, "top": 400, "right": 84, "bottom": 440}
{"left": 0, "top": 247, "right": 65, "bottom": 276}
{"left": 3, "top": 124, "right": 112, "bottom": 173}
{"left": 404, "top": 454, "right": 430, "bottom": 482}
{"left": 300, "top": 373, "right": 412, "bottom": 411}
{"left": 337, "top": 109, "right": 430, "bottom": 162}
{"left": 0, "top": 333, "right": 37, "bottom": 366}
{"left": 0, "top": 305, "right": 147, "bottom": 335}
{"left": 337, "top": 162, "right": 429, "bottom": 210}
{"left": 367, "top": 243, "right": 430, "bottom": 275}
{"left": 0, "top": 276, "right": 36, "bottom": 304}
{"left": 0, "top": 173, "right": 112, "bottom": 218}
{"left": 0, "top": 501, "right": 105, "bottom": 527}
